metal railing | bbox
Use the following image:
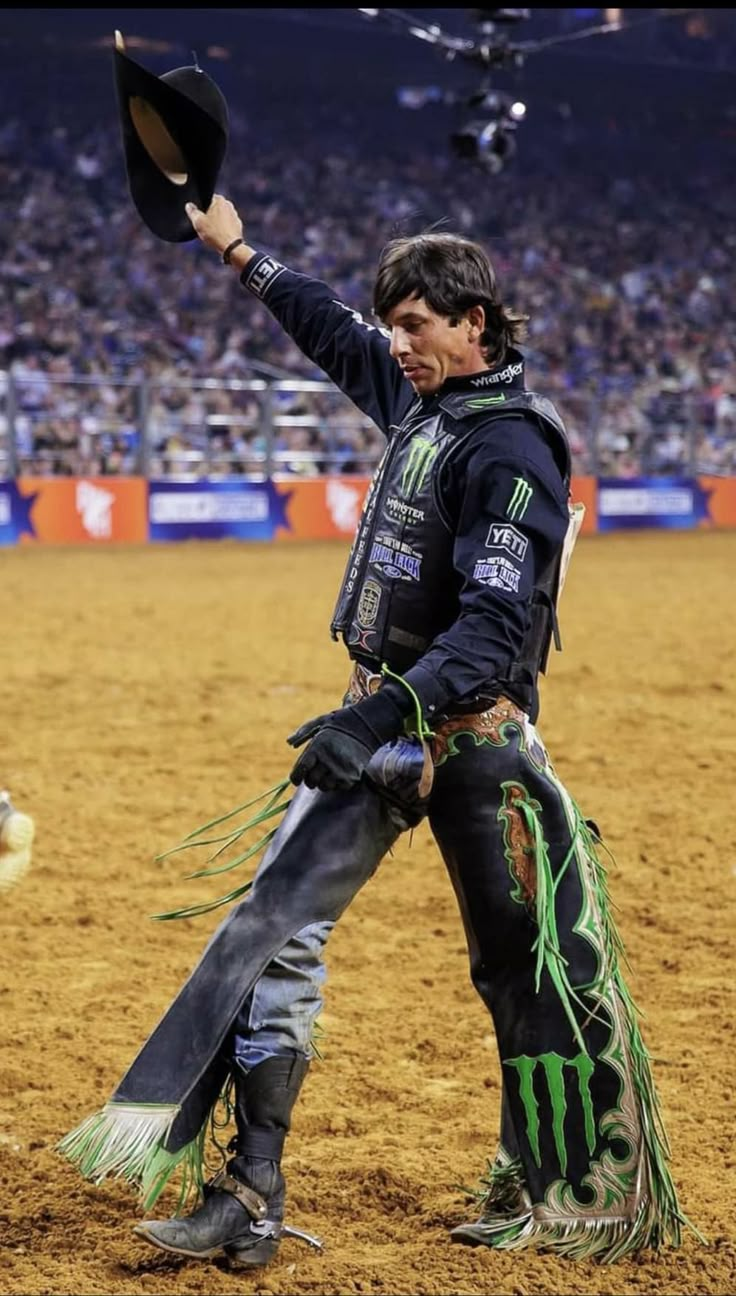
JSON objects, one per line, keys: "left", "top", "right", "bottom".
{"left": 1, "top": 368, "right": 733, "bottom": 478}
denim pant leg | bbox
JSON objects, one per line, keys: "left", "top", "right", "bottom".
{"left": 231, "top": 920, "right": 334, "bottom": 1073}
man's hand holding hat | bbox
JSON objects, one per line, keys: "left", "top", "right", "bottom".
{"left": 186, "top": 195, "right": 254, "bottom": 269}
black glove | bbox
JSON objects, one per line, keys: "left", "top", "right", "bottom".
{"left": 287, "top": 682, "right": 412, "bottom": 793}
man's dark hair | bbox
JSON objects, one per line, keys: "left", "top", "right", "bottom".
{"left": 373, "top": 232, "right": 528, "bottom": 362}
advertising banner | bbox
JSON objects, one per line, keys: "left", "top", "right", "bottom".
{"left": 148, "top": 479, "right": 293, "bottom": 541}
{"left": 7, "top": 478, "right": 148, "bottom": 544}
{"left": 1, "top": 480, "right": 42, "bottom": 544}
{"left": 597, "top": 477, "right": 714, "bottom": 532}
{"left": 2, "top": 475, "right": 736, "bottom": 547}
{"left": 274, "top": 476, "right": 370, "bottom": 541}
{"left": 697, "top": 476, "right": 736, "bottom": 528}
{"left": 0, "top": 482, "right": 14, "bottom": 546}
{"left": 148, "top": 477, "right": 373, "bottom": 543}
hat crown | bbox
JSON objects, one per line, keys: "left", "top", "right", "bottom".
{"left": 160, "top": 66, "right": 228, "bottom": 134}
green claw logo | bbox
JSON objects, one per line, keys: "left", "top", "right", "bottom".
{"left": 506, "top": 476, "right": 533, "bottom": 521}
{"left": 401, "top": 437, "right": 438, "bottom": 496}
{"left": 463, "top": 395, "right": 507, "bottom": 410}
{"left": 504, "top": 1051, "right": 597, "bottom": 1178}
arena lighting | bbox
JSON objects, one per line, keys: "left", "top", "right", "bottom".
{"left": 451, "top": 86, "right": 526, "bottom": 173}
{"left": 361, "top": 8, "right": 702, "bottom": 170}
{"left": 371, "top": 7, "right": 534, "bottom": 171}
{"left": 395, "top": 77, "right": 527, "bottom": 174}
{"left": 397, "top": 84, "right": 526, "bottom": 117}
{"left": 450, "top": 117, "right": 517, "bottom": 173}
{"left": 466, "top": 87, "right": 524, "bottom": 115}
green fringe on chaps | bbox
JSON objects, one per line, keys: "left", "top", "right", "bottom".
{"left": 57, "top": 785, "right": 297, "bottom": 1212}
{"left": 454, "top": 735, "right": 703, "bottom": 1263}
{"left": 57, "top": 1103, "right": 209, "bottom": 1214}
{"left": 57, "top": 775, "right": 403, "bottom": 1218}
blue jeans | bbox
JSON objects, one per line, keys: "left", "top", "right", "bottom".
{"left": 231, "top": 921, "right": 334, "bottom": 1073}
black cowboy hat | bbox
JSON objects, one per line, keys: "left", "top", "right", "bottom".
{"left": 113, "top": 31, "right": 228, "bottom": 243}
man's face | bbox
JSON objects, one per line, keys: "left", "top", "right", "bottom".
{"left": 383, "top": 294, "right": 485, "bottom": 395}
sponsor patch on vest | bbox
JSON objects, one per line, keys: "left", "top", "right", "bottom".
{"left": 357, "top": 579, "right": 382, "bottom": 628}
{"left": 473, "top": 555, "right": 522, "bottom": 594}
{"left": 401, "top": 436, "right": 439, "bottom": 496}
{"left": 385, "top": 495, "right": 425, "bottom": 524}
{"left": 485, "top": 523, "right": 528, "bottom": 561}
{"left": 369, "top": 536, "right": 423, "bottom": 582}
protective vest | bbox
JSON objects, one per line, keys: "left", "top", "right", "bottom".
{"left": 330, "top": 391, "right": 573, "bottom": 711}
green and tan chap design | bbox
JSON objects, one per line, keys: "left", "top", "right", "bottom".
{"left": 427, "top": 704, "right": 685, "bottom": 1259}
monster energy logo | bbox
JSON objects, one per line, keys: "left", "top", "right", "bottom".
{"left": 464, "top": 395, "right": 507, "bottom": 410}
{"left": 506, "top": 476, "right": 533, "bottom": 521}
{"left": 401, "top": 437, "right": 439, "bottom": 496}
{"left": 504, "top": 1052, "right": 596, "bottom": 1178}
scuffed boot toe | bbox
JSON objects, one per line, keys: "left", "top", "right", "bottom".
{"left": 133, "top": 1218, "right": 224, "bottom": 1259}
{"left": 133, "top": 1190, "right": 254, "bottom": 1260}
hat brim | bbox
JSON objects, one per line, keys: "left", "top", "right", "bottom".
{"left": 114, "top": 48, "right": 227, "bottom": 243}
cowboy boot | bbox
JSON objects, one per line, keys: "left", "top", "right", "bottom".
{"left": 134, "top": 1052, "right": 310, "bottom": 1267}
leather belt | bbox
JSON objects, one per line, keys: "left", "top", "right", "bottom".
{"left": 347, "top": 662, "right": 528, "bottom": 765}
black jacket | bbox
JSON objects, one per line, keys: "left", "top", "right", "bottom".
{"left": 241, "top": 254, "right": 572, "bottom": 722}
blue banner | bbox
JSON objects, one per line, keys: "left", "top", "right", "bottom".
{"left": 0, "top": 480, "right": 39, "bottom": 544}
{"left": 148, "top": 480, "right": 293, "bottom": 541}
{"left": 597, "top": 477, "right": 713, "bottom": 531}
{"left": 0, "top": 482, "right": 11, "bottom": 545}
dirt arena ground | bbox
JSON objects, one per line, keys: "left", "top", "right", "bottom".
{"left": 1, "top": 531, "right": 734, "bottom": 1296}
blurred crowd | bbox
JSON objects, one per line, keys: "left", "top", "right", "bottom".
{"left": 0, "top": 52, "right": 734, "bottom": 480}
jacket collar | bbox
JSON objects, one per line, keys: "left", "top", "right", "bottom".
{"left": 440, "top": 349, "right": 526, "bottom": 393}
{"left": 438, "top": 346, "right": 526, "bottom": 395}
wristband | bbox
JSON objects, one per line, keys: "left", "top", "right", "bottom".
{"left": 222, "top": 238, "right": 245, "bottom": 265}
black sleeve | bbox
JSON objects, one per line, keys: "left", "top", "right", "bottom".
{"left": 400, "top": 428, "right": 570, "bottom": 716}
{"left": 240, "top": 252, "right": 414, "bottom": 436}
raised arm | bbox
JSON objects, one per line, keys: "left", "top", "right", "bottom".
{"left": 185, "top": 194, "right": 413, "bottom": 436}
